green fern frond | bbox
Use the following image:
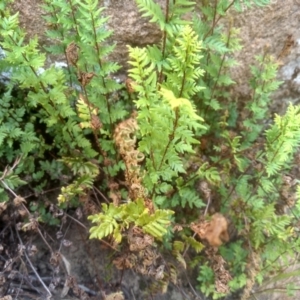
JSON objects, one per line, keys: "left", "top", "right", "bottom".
{"left": 265, "top": 104, "right": 300, "bottom": 176}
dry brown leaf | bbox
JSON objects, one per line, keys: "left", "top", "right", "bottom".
{"left": 66, "top": 41, "right": 79, "bottom": 66}
{"left": 0, "top": 202, "right": 7, "bottom": 214}
{"left": 191, "top": 213, "right": 229, "bottom": 247}
{"left": 13, "top": 196, "right": 26, "bottom": 206}
{"left": 104, "top": 292, "right": 124, "bottom": 300}
{"left": 61, "top": 253, "right": 71, "bottom": 275}
{"left": 0, "top": 296, "right": 13, "bottom": 300}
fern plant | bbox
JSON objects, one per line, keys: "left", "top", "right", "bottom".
{"left": 0, "top": 0, "right": 129, "bottom": 202}
{"left": 130, "top": 0, "right": 300, "bottom": 299}
{"left": 1, "top": 0, "right": 300, "bottom": 299}
{"left": 128, "top": 25, "right": 207, "bottom": 208}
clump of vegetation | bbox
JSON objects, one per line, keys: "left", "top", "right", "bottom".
{"left": 1, "top": 0, "right": 300, "bottom": 299}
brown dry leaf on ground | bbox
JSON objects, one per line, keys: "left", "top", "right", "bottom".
{"left": 190, "top": 213, "right": 229, "bottom": 247}
{"left": 128, "top": 226, "right": 154, "bottom": 251}
{"left": 104, "top": 291, "right": 124, "bottom": 300}
{"left": 0, "top": 202, "right": 7, "bottom": 215}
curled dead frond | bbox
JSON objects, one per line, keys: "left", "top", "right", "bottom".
{"left": 113, "top": 226, "right": 168, "bottom": 283}
{"left": 205, "top": 248, "right": 232, "bottom": 294}
{"left": 128, "top": 226, "right": 154, "bottom": 252}
{"left": 66, "top": 41, "right": 79, "bottom": 66}
{"left": 240, "top": 251, "right": 261, "bottom": 300}
{"left": 125, "top": 78, "right": 136, "bottom": 94}
{"left": 275, "top": 174, "right": 297, "bottom": 214}
{"left": 77, "top": 71, "right": 96, "bottom": 87}
{"left": 114, "top": 112, "right": 145, "bottom": 200}
{"left": 108, "top": 181, "right": 121, "bottom": 206}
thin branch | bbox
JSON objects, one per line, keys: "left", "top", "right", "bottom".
{"left": 65, "top": 213, "right": 88, "bottom": 230}
{"left": 94, "top": 186, "right": 110, "bottom": 204}
{"left": 15, "top": 225, "right": 52, "bottom": 298}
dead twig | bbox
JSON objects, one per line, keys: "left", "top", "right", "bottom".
{"left": 65, "top": 213, "right": 88, "bottom": 231}
{"left": 186, "top": 277, "right": 203, "bottom": 299}
{"left": 130, "top": 288, "right": 137, "bottom": 300}
{"left": 14, "top": 224, "right": 52, "bottom": 298}
{"left": 94, "top": 186, "right": 110, "bottom": 204}
{"left": 78, "top": 284, "right": 97, "bottom": 296}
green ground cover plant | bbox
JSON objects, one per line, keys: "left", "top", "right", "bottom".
{"left": 1, "top": 0, "right": 300, "bottom": 299}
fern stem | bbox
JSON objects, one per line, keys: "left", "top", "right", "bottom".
{"left": 159, "top": 107, "right": 179, "bottom": 171}
{"left": 246, "top": 50, "right": 269, "bottom": 121}
{"left": 89, "top": 10, "right": 114, "bottom": 134}
{"left": 211, "top": 0, "right": 218, "bottom": 36}
{"left": 158, "top": 0, "right": 170, "bottom": 85}
{"left": 204, "top": 22, "right": 232, "bottom": 118}
{"left": 67, "top": 0, "right": 81, "bottom": 40}
{"left": 82, "top": 86, "right": 105, "bottom": 156}
{"left": 47, "top": 3, "right": 74, "bottom": 87}
{"left": 151, "top": 107, "right": 180, "bottom": 197}
{"left": 203, "top": 0, "right": 236, "bottom": 40}
{"left": 179, "top": 43, "right": 189, "bottom": 97}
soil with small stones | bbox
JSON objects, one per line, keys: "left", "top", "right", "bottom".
{"left": 0, "top": 206, "right": 207, "bottom": 300}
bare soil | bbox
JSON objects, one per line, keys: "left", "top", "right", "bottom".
{"left": 0, "top": 207, "right": 204, "bottom": 300}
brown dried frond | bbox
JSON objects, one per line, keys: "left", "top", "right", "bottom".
{"left": 173, "top": 224, "right": 183, "bottom": 232}
{"left": 113, "top": 235, "right": 164, "bottom": 281}
{"left": 205, "top": 248, "right": 232, "bottom": 294}
{"left": 135, "top": 247, "right": 160, "bottom": 275}
{"left": 128, "top": 226, "right": 154, "bottom": 252}
{"left": 241, "top": 252, "right": 261, "bottom": 300}
{"left": 276, "top": 174, "right": 297, "bottom": 214}
{"left": 77, "top": 71, "right": 96, "bottom": 87}
{"left": 114, "top": 112, "right": 145, "bottom": 200}
{"left": 125, "top": 78, "right": 136, "bottom": 94}
{"left": 113, "top": 254, "right": 135, "bottom": 270}
{"left": 78, "top": 192, "right": 98, "bottom": 215}
{"left": 191, "top": 213, "right": 229, "bottom": 247}
{"left": 108, "top": 181, "right": 121, "bottom": 206}
{"left": 90, "top": 114, "right": 102, "bottom": 130}
{"left": 66, "top": 41, "right": 79, "bottom": 66}
{"left": 83, "top": 200, "right": 98, "bottom": 215}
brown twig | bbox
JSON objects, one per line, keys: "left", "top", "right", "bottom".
{"left": 15, "top": 224, "right": 52, "bottom": 298}
{"left": 65, "top": 213, "right": 88, "bottom": 230}
{"left": 94, "top": 186, "right": 110, "bottom": 204}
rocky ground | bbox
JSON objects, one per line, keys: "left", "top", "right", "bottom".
{"left": 1, "top": 196, "right": 299, "bottom": 300}
{"left": 0, "top": 205, "right": 204, "bottom": 300}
